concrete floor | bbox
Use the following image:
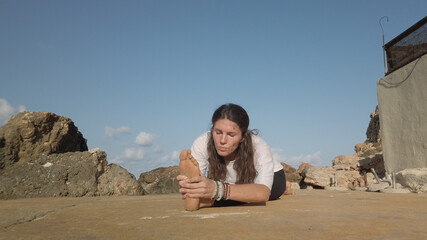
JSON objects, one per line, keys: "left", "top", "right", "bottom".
{"left": 1, "top": 189, "right": 426, "bottom": 240}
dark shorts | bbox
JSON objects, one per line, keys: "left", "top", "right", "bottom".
{"left": 213, "top": 170, "right": 287, "bottom": 207}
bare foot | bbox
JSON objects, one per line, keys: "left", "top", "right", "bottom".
{"left": 283, "top": 181, "right": 295, "bottom": 195}
{"left": 179, "top": 150, "right": 200, "bottom": 211}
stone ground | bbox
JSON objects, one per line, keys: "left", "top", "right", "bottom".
{"left": 0, "top": 190, "right": 426, "bottom": 240}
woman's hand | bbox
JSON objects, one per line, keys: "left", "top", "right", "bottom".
{"left": 178, "top": 175, "right": 217, "bottom": 199}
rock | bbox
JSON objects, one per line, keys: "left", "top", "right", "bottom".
{"left": 354, "top": 106, "right": 382, "bottom": 157}
{"left": 396, "top": 168, "right": 427, "bottom": 193}
{"left": 281, "top": 162, "right": 302, "bottom": 183}
{"left": 0, "top": 112, "right": 87, "bottom": 169}
{"left": 366, "top": 106, "right": 381, "bottom": 144}
{"left": 301, "top": 166, "right": 335, "bottom": 188}
{"left": 0, "top": 112, "right": 140, "bottom": 199}
{"left": 332, "top": 155, "right": 360, "bottom": 171}
{"left": 358, "top": 154, "right": 385, "bottom": 178}
{"left": 98, "top": 164, "right": 143, "bottom": 196}
{"left": 338, "top": 170, "right": 372, "bottom": 190}
{"left": 297, "top": 162, "right": 312, "bottom": 174}
{"left": 138, "top": 166, "right": 180, "bottom": 194}
{"left": 367, "top": 181, "right": 391, "bottom": 192}
{"left": 0, "top": 149, "right": 107, "bottom": 199}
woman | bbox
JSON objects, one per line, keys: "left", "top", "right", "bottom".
{"left": 178, "top": 103, "right": 287, "bottom": 211}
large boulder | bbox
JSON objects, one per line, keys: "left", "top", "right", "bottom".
{"left": 138, "top": 166, "right": 180, "bottom": 194}
{"left": 396, "top": 168, "right": 427, "bottom": 193}
{"left": 300, "top": 166, "right": 335, "bottom": 188}
{"left": 280, "top": 162, "right": 302, "bottom": 183}
{"left": 98, "top": 164, "right": 143, "bottom": 196}
{"left": 300, "top": 165, "right": 376, "bottom": 189}
{"left": 0, "top": 112, "right": 142, "bottom": 199}
{"left": 0, "top": 112, "right": 87, "bottom": 169}
{"left": 0, "top": 149, "right": 107, "bottom": 199}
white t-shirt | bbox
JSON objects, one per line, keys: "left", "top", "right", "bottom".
{"left": 190, "top": 132, "right": 283, "bottom": 190}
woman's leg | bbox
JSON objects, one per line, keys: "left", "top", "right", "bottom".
{"left": 269, "top": 170, "right": 287, "bottom": 201}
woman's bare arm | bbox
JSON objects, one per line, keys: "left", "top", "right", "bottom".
{"left": 179, "top": 175, "right": 270, "bottom": 203}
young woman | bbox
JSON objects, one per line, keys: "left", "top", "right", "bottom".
{"left": 178, "top": 103, "right": 287, "bottom": 210}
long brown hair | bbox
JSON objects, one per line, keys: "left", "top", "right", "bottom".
{"left": 207, "top": 103, "right": 257, "bottom": 184}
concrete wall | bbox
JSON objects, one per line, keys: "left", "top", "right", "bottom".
{"left": 377, "top": 54, "right": 427, "bottom": 173}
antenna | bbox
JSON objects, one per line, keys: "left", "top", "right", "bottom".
{"left": 380, "top": 16, "right": 389, "bottom": 75}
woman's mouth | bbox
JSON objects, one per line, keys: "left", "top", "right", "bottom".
{"left": 217, "top": 147, "right": 227, "bottom": 152}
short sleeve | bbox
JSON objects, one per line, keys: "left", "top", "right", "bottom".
{"left": 190, "top": 132, "right": 210, "bottom": 176}
{"left": 252, "top": 135, "right": 275, "bottom": 190}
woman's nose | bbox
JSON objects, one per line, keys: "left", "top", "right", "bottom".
{"left": 220, "top": 135, "right": 227, "bottom": 144}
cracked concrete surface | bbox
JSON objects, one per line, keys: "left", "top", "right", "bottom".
{"left": 0, "top": 190, "right": 426, "bottom": 239}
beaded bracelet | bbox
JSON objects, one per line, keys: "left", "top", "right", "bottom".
{"left": 210, "top": 181, "right": 218, "bottom": 200}
{"left": 216, "top": 181, "right": 223, "bottom": 201}
{"left": 224, "top": 183, "right": 229, "bottom": 200}
{"left": 222, "top": 182, "right": 225, "bottom": 199}
{"left": 213, "top": 181, "right": 232, "bottom": 201}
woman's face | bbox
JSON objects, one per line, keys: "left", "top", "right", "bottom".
{"left": 212, "top": 118, "right": 243, "bottom": 161}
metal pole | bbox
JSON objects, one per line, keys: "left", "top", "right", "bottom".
{"left": 379, "top": 16, "right": 389, "bottom": 75}
{"left": 371, "top": 168, "right": 380, "bottom": 183}
{"left": 383, "top": 34, "right": 386, "bottom": 74}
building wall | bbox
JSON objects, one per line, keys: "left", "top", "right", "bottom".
{"left": 377, "top": 54, "right": 427, "bottom": 173}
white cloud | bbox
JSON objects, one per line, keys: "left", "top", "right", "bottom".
{"left": 108, "top": 147, "right": 146, "bottom": 164}
{"left": 104, "top": 126, "right": 131, "bottom": 138}
{"left": 156, "top": 151, "right": 180, "bottom": 167}
{"left": 160, "top": 150, "right": 180, "bottom": 163}
{"left": 135, "top": 131, "right": 157, "bottom": 146}
{"left": 123, "top": 148, "right": 146, "bottom": 160}
{"left": 271, "top": 148, "right": 323, "bottom": 168}
{"left": 0, "top": 98, "right": 26, "bottom": 125}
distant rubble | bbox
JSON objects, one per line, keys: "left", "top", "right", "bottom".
{"left": 0, "top": 109, "right": 425, "bottom": 200}
{"left": 297, "top": 106, "right": 425, "bottom": 193}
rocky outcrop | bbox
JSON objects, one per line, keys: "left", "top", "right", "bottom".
{"left": 0, "top": 149, "right": 107, "bottom": 199}
{"left": 0, "top": 112, "right": 87, "bottom": 169}
{"left": 0, "top": 112, "right": 141, "bottom": 199}
{"left": 138, "top": 166, "right": 180, "bottom": 195}
{"left": 366, "top": 106, "right": 381, "bottom": 144}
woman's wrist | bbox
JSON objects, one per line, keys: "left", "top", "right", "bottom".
{"left": 211, "top": 181, "right": 232, "bottom": 201}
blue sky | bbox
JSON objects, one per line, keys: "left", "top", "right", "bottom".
{"left": 1, "top": 1, "right": 426, "bottom": 177}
